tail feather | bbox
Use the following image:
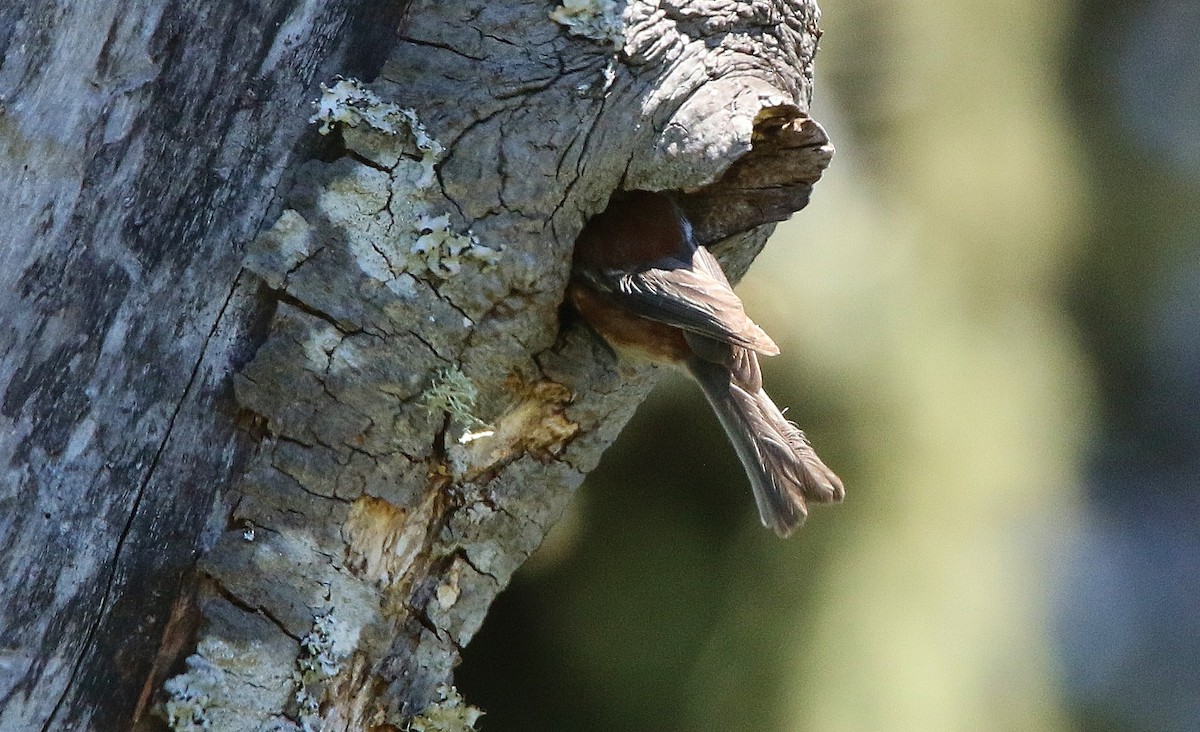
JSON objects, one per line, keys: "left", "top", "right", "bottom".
{"left": 689, "top": 357, "right": 843, "bottom": 537}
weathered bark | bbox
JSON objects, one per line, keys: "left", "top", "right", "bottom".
{"left": 0, "top": 1, "right": 408, "bottom": 728}
{"left": 0, "top": 0, "right": 832, "bottom": 730}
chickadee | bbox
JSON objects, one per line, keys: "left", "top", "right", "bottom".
{"left": 569, "top": 190, "right": 843, "bottom": 537}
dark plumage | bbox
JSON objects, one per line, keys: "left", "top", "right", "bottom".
{"left": 569, "top": 190, "right": 843, "bottom": 537}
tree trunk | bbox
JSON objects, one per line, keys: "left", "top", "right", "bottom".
{"left": 0, "top": 0, "right": 832, "bottom": 729}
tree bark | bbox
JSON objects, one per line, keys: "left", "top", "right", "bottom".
{"left": 0, "top": 0, "right": 832, "bottom": 730}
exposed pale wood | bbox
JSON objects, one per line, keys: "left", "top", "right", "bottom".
{"left": 0, "top": 0, "right": 831, "bottom": 729}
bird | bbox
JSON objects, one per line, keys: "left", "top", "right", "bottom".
{"left": 568, "top": 190, "right": 844, "bottom": 537}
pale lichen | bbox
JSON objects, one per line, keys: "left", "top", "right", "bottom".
{"left": 160, "top": 633, "right": 301, "bottom": 731}
{"left": 550, "top": 0, "right": 625, "bottom": 46}
{"left": 310, "top": 77, "right": 444, "bottom": 185}
{"left": 292, "top": 611, "right": 350, "bottom": 722}
{"left": 292, "top": 78, "right": 504, "bottom": 288}
{"left": 162, "top": 653, "right": 225, "bottom": 731}
{"left": 422, "top": 368, "right": 495, "bottom": 443}
{"left": 410, "top": 214, "right": 501, "bottom": 280}
{"left": 404, "top": 684, "right": 483, "bottom": 732}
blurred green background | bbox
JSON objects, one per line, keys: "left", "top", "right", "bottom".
{"left": 458, "top": 0, "right": 1200, "bottom": 729}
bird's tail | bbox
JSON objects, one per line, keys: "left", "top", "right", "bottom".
{"left": 688, "top": 358, "right": 844, "bottom": 537}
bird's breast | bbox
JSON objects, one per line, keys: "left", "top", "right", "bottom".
{"left": 568, "top": 281, "right": 693, "bottom": 366}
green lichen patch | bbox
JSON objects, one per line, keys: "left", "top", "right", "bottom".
{"left": 422, "top": 367, "right": 495, "bottom": 444}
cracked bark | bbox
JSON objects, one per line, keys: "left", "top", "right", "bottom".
{"left": 0, "top": 0, "right": 832, "bottom": 730}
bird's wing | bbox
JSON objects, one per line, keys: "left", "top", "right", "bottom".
{"left": 587, "top": 245, "right": 779, "bottom": 356}
{"left": 681, "top": 333, "right": 763, "bottom": 392}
